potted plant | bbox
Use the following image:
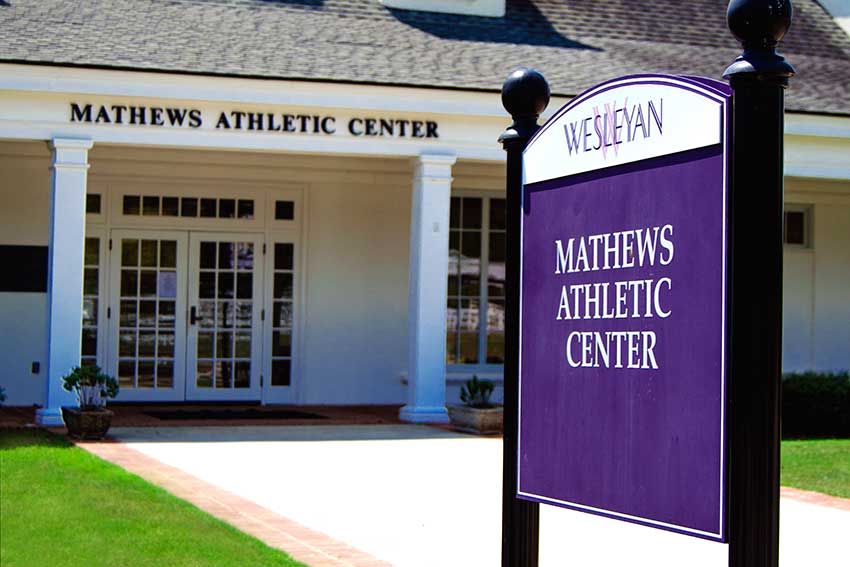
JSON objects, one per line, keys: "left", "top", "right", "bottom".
{"left": 448, "top": 375, "right": 503, "bottom": 435}
{"left": 61, "top": 365, "right": 119, "bottom": 440}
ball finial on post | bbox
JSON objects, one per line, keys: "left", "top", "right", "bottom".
{"left": 727, "top": 0, "right": 793, "bottom": 49}
{"left": 724, "top": 0, "right": 796, "bottom": 80}
{"left": 501, "top": 67, "right": 550, "bottom": 122}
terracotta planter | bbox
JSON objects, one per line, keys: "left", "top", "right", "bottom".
{"left": 447, "top": 405, "right": 503, "bottom": 435}
{"left": 61, "top": 406, "right": 114, "bottom": 440}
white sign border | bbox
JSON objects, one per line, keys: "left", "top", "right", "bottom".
{"left": 516, "top": 74, "right": 730, "bottom": 542}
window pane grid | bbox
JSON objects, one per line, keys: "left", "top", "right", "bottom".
{"left": 118, "top": 238, "right": 176, "bottom": 389}
{"left": 446, "top": 196, "right": 505, "bottom": 366}
{"left": 196, "top": 241, "right": 254, "bottom": 389}
{"left": 122, "top": 195, "right": 255, "bottom": 220}
{"left": 271, "top": 243, "right": 295, "bottom": 386}
{"left": 81, "top": 237, "right": 100, "bottom": 366}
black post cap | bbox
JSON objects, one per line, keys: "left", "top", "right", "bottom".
{"left": 724, "top": 0, "right": 796, "bottom": 80}
{"left": 728, "top": 0, "right": 792, "bottom": 48}
{"left": 501, "top": 68, "right": 550, "bottom": 121}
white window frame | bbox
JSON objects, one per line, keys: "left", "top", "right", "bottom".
{"left": 446, "top": 190, "right": 505, "bottom": 377}
{"left": 82, "top": 225, "right": 109, "bottom": 369}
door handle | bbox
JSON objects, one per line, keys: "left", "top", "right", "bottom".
{"left": 190, "top": 306, "right": 197, "bottom": 325}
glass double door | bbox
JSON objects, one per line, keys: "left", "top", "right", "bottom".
{"left": 108, "top": 230, "right": 293, "bottom": 403}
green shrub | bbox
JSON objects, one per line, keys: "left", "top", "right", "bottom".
{"left": 782, "top": 371, "right": 850, "bottom": 439}
{"left": 61, "top": 365, "right": 119, "bottom": 410}
{"left": 460, "top": 375, "right": 496, "bottom": 409}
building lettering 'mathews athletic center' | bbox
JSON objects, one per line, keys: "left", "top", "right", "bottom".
{"left": 1, "top": 1, "right": 848, "bottom": 424}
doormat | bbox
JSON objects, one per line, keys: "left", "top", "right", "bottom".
{"left": 144, "top": 409, "right": 328, "bottom": 421}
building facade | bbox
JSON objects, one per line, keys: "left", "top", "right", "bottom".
{"left": 1, "top": 0, "right": 848, "bottom": 424}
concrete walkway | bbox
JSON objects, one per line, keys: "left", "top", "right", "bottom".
{"left": 98, "top": 425, "right": 848, "bottom": 567}
{"left": 78, "top": 437, "right": 391, "bottom": 567}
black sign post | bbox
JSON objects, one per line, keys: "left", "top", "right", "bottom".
{"left": 499, "top": 67, "right": 549, "bottom": 567}
{"left": 724, "top": 0, "right": 795, "bottom": 565}
{"left": 499, "top": 1, "right": 794, "bottom": 564}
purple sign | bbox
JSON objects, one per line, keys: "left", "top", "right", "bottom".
{"left": 518, "top": 75, "right": 730, "bottom": 541}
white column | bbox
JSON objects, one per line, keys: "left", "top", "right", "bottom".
{"left": 400, "top": 153, "right": 456, "bottom": 423}
{"left": 35, "top": 138, "right": 93, "bottom": 426}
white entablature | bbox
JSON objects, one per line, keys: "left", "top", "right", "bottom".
{"left": 1, "top": 64, "right": 849, "bottom": 181}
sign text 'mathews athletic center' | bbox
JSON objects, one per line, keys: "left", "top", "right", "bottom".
{"left": 554, "top": 223, "right": 674, "bottom": 370}
{"left": 518, "top": 75, "right": 731, "bottom": 541}
{"left": 69, "top": 102, "right": 440, "bottom": 139}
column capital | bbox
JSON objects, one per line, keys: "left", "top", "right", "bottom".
{"left": 414, "top": 153, "right": 456, "bottom": 183}
{"left": 50, "top": 138, "right": 93, "bottom": 170}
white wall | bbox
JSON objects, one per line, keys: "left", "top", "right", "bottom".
{"left": 0, "top": 141, "right": 51, "bottom": 405}
{"left": 0, "top": 294, "right": 49, "bottom": 405}
{"left": 784, "top": 178, "right": 850, "bottom": 372}
{"left": 302, "top": 174, "right": 411, "bottom": 404}
{"left": 0, "top": 141, "right": 51, "bottom": 243}
{"left": 783, "top": 247, "right": 814, "bottom": 371}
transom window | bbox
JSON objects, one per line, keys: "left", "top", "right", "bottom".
{"left": 274, "top": 200, "right": 295, "bottom": 221}
{"left": 86, "top": 194, "right": 102, "bottom": 215}
{"left": 784, "top": 206, "right": 811, "bottom": 247}
{"left": 122, "top": 195, "right": 255, "bottom": 219}
{"left": 446, "top": 196, "right": 505, "bottom": 365}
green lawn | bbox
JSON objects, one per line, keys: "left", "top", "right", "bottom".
{"left": 0, "top": 428, "right": 307, "bottom": 567}
{"left": 1, "top": 429, "right": 846, "bottom": 567}
{"left": 781, "top": 439, "right": 850, "bottom": 499}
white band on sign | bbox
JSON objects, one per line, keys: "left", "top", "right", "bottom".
{"left": 524, "top": 76, "right": 725, "bottom": 185}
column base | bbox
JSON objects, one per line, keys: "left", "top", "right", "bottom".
{"left": 35, "top": 407, "right": 65, "bottom": 427}
{"left": 399, "top": 404, "right": 450, "bottom": 424}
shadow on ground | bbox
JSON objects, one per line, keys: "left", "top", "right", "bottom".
{"left": 110, "top": 424, "right": 486, "bottom": 443}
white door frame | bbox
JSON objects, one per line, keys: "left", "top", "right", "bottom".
{"left": 107, "top": 229, "right": 189, "bottom": 402}
{"left": 185, "top": 231, "right": 264, "bottom": 402}
{"left": 96, "top": 183, "right": 305, "bottom": 404}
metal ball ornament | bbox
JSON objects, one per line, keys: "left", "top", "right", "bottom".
{"left": 727, "top": 0, "right": 793, "bottom": 47}
{"left": 501, "top": 68, "right": 550, "bottom": 120}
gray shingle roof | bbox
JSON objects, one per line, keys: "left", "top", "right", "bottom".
{"left": 1, "top": 0, "right": 849, "bottom": 115}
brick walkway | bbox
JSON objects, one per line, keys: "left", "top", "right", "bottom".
{"left": 76, "top": 439, "right": 391, "bottom": 567}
